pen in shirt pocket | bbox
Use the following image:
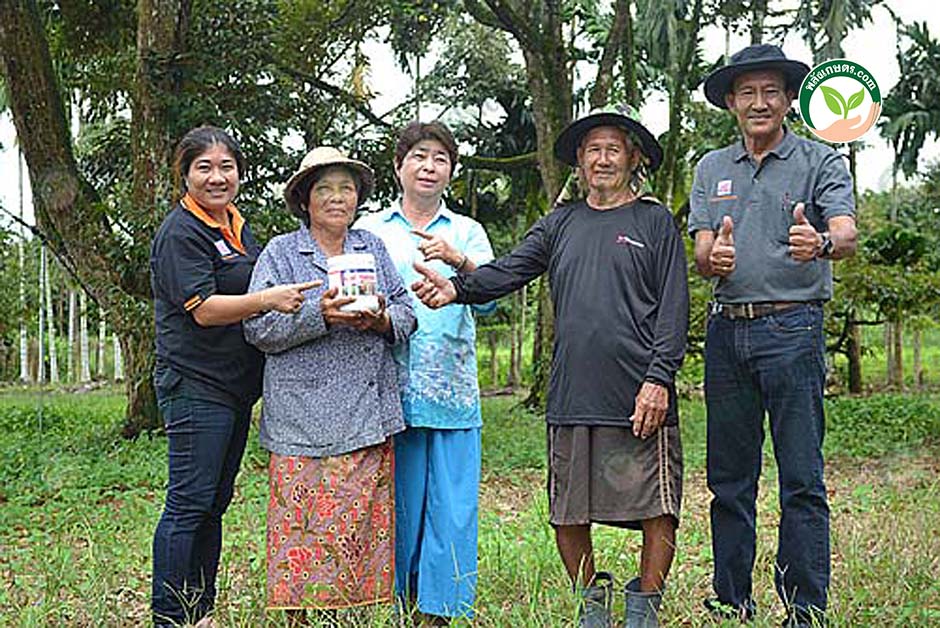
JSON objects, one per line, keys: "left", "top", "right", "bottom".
{"left": 778, "top": 192, "right": 796, "bottom": 246}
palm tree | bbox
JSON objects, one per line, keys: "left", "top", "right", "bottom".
{"left": 878, "top": 17, "right": 940, "bottom": 388}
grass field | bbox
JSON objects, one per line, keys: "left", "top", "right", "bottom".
{"left": 1, "top": 386, "right": 939, "bottom": 626}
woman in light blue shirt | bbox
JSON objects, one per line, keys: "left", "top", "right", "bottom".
{"left": 356, "top": 121, "right": 495, "bottom": 623}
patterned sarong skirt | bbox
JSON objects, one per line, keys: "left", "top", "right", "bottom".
{"left": 266, "top": 439, "right": 394, "bottom": 610}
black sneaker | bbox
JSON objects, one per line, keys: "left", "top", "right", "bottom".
{"left": 704, "top": 597, "right": 756, "bottom": 622}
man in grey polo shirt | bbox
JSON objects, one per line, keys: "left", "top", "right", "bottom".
{"left": 689, "top": 44, "right": 857, "bottom": 627}
{"left": 412, "top": 105, "right": 689, "bottom": 628}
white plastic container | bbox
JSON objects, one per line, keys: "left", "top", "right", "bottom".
{"left": 327, "top": 253, "right": 380, "bottom": 312}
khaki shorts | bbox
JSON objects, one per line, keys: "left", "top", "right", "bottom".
{"left": 547, "top": 424, "right": 683, "bottom": 530}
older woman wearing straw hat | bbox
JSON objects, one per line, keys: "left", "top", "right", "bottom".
{"left": 244, "top": 147, "right": 416, "bottom": 623}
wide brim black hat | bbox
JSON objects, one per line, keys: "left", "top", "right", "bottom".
{"left": 553, "top": 105, "right": 663, "bottom": 172}
{"left": 704, "top": 43, "right": 810, "bottom": 109}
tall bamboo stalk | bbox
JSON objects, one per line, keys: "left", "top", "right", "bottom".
{"left": 114, "top": 333, "right": 123, "bottom": 381}
{"left": 97, "top": 314, "right": 106, "bottom": 378}
{"left": 79, "top": 290, "right": 91, "bottom": 382}
{"left": 17, "top": 148, "right": 29, "bottom": 382}
{"left": 67, "top": 290, "right": 76, "bottom": 382}
{"left": 44, "top": 246, "right": 58, "bottom": 383}
{"left": 38, "top": 246, "right": 45, "bottom": 384}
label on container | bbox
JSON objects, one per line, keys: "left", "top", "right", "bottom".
{"left": 327, "top": 253, "right": 380, "bottom": 312}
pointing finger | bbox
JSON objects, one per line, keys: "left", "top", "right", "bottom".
{"left": 410, "top": 229, "right": 434, "bottom": 240}
{"left": 413, "top": 261, "right": 441, "bottom": 282}
{"left": 296, "top": 280, "right": 323, "bottom": 292}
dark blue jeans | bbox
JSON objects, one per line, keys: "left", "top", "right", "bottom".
{"left": 151, "top": 389, "right": 251, "bottom": 626}
{"left": 705, "top": 303, "right": 829, "bottom": 618}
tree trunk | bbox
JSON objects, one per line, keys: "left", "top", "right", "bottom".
{"left": 884, "top": 322, "right": 894, "bottom": 386}
{"left": 80, "top": 290, "right": 91, "bottom": 382}
{"left": 526, "top": 277, "right": 554, "bottom": 408}
{"left": 589, "top": 0, "right": 631, "bottom": 110}
{"left": 120, "top": 326, "right": 159, "bottom": 438}
{"left": 508, "top": 288, "right": 523, "bottom": 388}
{"left": 655, "top": 0, "right": 703, "bottom": 209}
{"left": 43, "top": 245, "right": 59, "bottom": 384}
{"left": 67, "top": 290, "right": 76, "bottom": 382}
{"left": 487, "top": 329, "right": 498, "bottom": 388}
{"left": 622, "top": 0, "right": 638, "bottom": 104}
{"left": 0, "top": 0, "right": 173, "bottom": 435}
{"left": 847, "top": 320, "right": 862, "bottom": 393}
{"left": 132, "top": 0, "right": 188, "bottom": 229}
{"left": 912, "top": 326, "right": 923, "bottom": 389}
{"left": 98, "top": 315, "right": 107, "bottom": 378}
{"left": 37, "top": 245, "right": 45, "bottom": 384}
{"left": 724, "top": 17, "right": 731, "bottom": 60}
{"left": 821, "top": 0, "right": 846, "bottom": 61}
{"left": 114, "top": 332, "right": 124, "bottom": 381}
{"left": 750, "top": 0, "right": 767, "bottom": 44}
{"left": 892, "top": 318, "right": 903, "bottom": 389}
{"left": 18, "top": 150, "right": 29, "bottom": 383}
{"left": 518, "top": 284, "right": 527, "bottom": 385}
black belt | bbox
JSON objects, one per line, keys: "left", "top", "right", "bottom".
{"left": 710, "top": 301, "right": 806, "bottom": 320}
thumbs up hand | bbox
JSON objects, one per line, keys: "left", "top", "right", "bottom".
{"left": 709, "top": 215, "right": 736, "bottom": 277}
{"left": 717, "top": 215, "right": 734, "bottom": 245}
{"left": 788, "top": 202, "right": 821, "bottom": 261}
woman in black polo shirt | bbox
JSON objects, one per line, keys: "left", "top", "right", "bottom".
{"left": 149, "top": 126, "right": 317, "bottom": 628}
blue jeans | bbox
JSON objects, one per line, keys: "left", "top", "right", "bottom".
{"left": 151, "top": 389, "right": 251, "bottom": 626}
{"left": 705, "top": 303, "right": 829, "bottom": 618}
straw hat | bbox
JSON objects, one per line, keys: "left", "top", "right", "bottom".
{"left": 283, "top": 146, "right": 375, "bottom": 220}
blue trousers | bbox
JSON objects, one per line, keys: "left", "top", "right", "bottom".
{"left": 151, "top": 392, "right": 251, "bottom": 626}
{"left": 394, "top": 427, "right": 481, "bottom": 618}
{"left": 705, "top": 304, "right": 830, "bottom": 617}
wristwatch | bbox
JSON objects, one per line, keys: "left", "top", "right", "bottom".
{"left": 816, "top": 231, "right": 834, "bottom": 258}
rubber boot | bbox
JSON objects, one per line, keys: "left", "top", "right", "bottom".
{"left": 623, "top": 577, "right": 662, "bottom": 628}
{"left": 578, "top": 571, "right": 613, "bottom": 628}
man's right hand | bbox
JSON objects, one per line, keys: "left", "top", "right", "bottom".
{"left": 709, "top": 216, "right": 736, "bottom": 277}
{"left": 411, "top": 262, "right": 457, "bottom": 309}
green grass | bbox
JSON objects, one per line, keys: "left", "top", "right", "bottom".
{"left": 1, "top": 387, "right": 939, "bottom": 626}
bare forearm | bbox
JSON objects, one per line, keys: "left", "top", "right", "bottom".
{"left": 827, "top": 217, "right": 857, "bottom": 260}
{"left": 192, "top": 293, "right": 264, "bottom": 327}
{"left": 693, "top": 232, "right": 716, "bottom": 277}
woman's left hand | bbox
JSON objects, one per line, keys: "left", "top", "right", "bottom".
{"left": 351, "top": 295, "right": 391, "bottom": 334}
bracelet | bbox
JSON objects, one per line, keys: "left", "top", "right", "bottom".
{"left": 258, "top": 291, "right": 269, "bottom": 313}
{"left": 454, "top": 253, "right": 468, "bottom": 272}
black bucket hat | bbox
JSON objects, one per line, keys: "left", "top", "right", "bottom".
{"left": 704, "top": 43, "right": 810, "bottom": 109}
{"left": 553, "top": 104, "right": 663, "bottom": 172}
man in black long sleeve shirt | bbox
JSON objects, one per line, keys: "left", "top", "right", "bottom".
{"left": 413, "top": 106, "right": 689, "bottom": 628}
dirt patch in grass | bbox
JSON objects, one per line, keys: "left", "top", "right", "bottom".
{"left": 479, "top": 469, "right": 543, "bottom": 524}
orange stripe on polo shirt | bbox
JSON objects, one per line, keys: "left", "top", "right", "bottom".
{"left": 181, "top": 193, "right": 247, "bottom": 254}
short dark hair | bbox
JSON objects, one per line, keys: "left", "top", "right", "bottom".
{"left": 394, "top": 121, "right": 458, "bottom": 177}
{"left": 291, "top": 165, "right": 363, "bottom": 227}
{"left": 173, "top": 126, "right": 246, "bottom": 194}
